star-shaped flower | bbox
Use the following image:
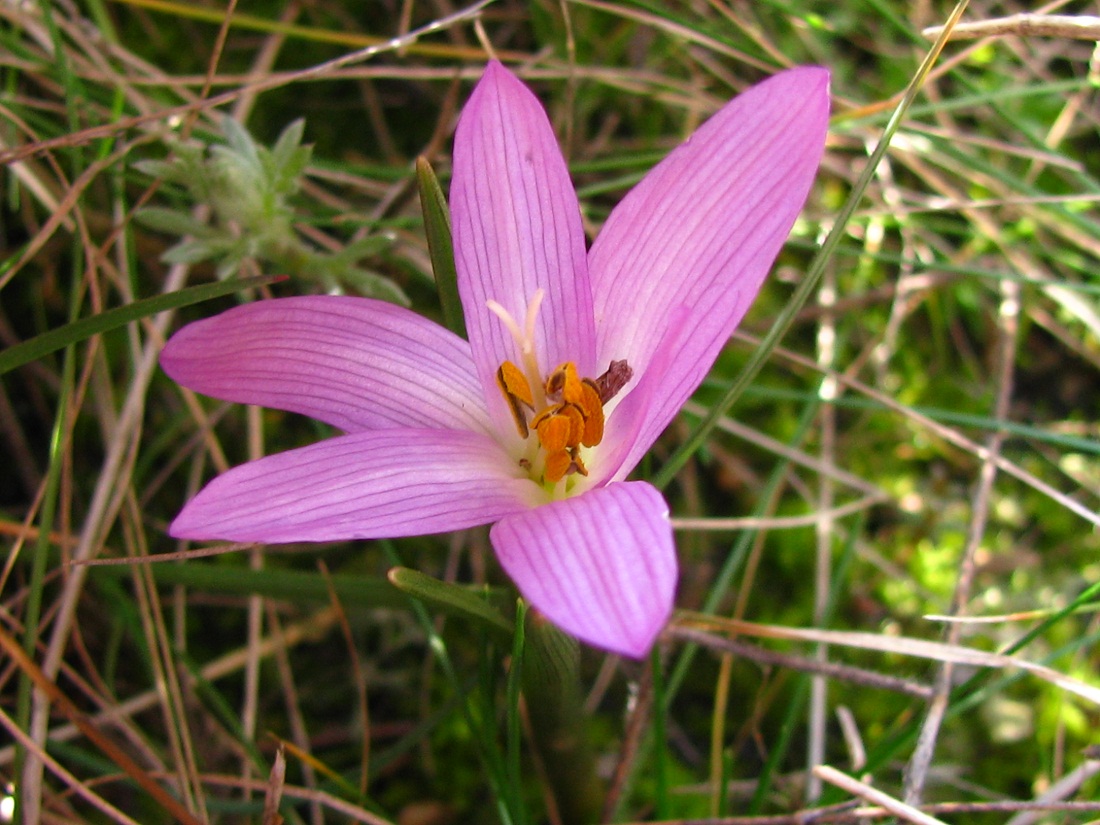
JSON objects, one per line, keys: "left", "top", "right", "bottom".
{"left": 161, "top": 62, "right": 829, "bottom": 657}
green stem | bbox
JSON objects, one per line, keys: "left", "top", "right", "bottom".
{"left": 521, "top": 614, "right": 604, "bottom": 823}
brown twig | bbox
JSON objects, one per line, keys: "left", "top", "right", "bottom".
{"left": 0, "top": 0, "right": 497, "bottom": 167}
{"left": 614, "top": 798, "right": 1100, "bottom": 824}
{"left": 670, "top": 626, "right": 933, "bottom": 699}
{"left": 0, "top": 622, "right": 206, "bottom": 825}
{"left": 923, "top": 13, "right": 1100, "bottom": 40}
{"left": 602, "top": 655, "right": 653, "bottom": 822}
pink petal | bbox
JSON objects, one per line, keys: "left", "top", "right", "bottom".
{"left": 490, "top": 481, "right": 677, "bottom": 658}
{"left": 170, "top": 429, "right": 536, "bottom": 542}
{"left": 161, "top": 296, "right": 492, "bottom": 435}
{"left": 452, "top": 61, "right": 596, "bottom": 437}
{"left": 589, "top": 67, "right": 830, "bottom": 458}
{"left": 589, "top": 307, "right": 689, "bottom": 484}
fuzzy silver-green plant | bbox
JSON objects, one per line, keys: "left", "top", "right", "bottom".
{"left": 137, "top": 117, "right": 407, "bottom": 304}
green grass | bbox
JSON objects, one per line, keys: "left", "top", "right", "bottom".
{"left": 2, "top": 1, "right": 1099, "bottom": 823}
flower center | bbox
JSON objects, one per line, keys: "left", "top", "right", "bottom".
{"left": 487, "top": 291, "right": 632, "bottom": 489}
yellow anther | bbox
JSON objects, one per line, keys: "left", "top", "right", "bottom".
{"left": 496, "top": 360, "right": 535, "bottom": 438}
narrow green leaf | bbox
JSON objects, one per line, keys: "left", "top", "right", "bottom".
{"left": 416, "top": 156, "right": 466, "bottom": 339}
{"left": 0, "top": 274, "right": 283, "bottom": 376}
{"left": 339, "top": 234, "right": 395, "bottom": 260}
{"left": 388, "top": 566, "right": 512, "bottom": 636}
{"left": 132, "top": 158, "right": 178, "bottom": 180}
{"left": 339, "top": 268, "right": 411, "bottom": 305}
{"left": 270, "top": 118, "right": 306, "bottom": 169}
{"left": 135, "top": 206, "right": 212, "bottom": 237}
{"left": 90, "top": 561, "right": 405, "bottom": 607}
{"left": 161, "top": 238, "right": 218, "bottom": 265}
{"left": 505, "top": 602, "right": 528, "bottom": 825}
{"left": 220, "top": 116, "right": 263, "bottom": 174}
{"left": 269, "top": 118, "right": 311, "bottom": 192}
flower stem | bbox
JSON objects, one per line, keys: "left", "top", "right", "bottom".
{"left": 521, "top": 612, "right": 604, "bottom": 823}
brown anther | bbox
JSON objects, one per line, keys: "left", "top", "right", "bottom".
{"left": 595, "top": 359, "right": 633, "bottom": 403}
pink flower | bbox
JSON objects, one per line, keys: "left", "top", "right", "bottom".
{"left": 161, "top": 62, "right": 829, "bottom": 657}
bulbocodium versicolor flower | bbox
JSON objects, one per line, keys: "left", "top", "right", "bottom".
{"left": 161, "top": 62, "right": 829, "bottom": 657}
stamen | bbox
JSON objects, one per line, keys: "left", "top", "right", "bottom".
{"left": 488, "top": 292, "right": 628, "bottom": 491}
{"left": 595, "top": 359, "right": 634, "bottom": 403}
{"left": 496, "top": 361, "right": 535, "bottom": 438}
{"left": 579, "top": 380, "right": 604, "bottom": 445}
{"left": 544, "top": 450, "right": 573, "bottom": 484}
{"left": 532, "top": 405, "right": 585, "bottom": 453}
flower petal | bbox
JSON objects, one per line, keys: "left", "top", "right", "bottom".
{"left": 490, "top": 481, "right": 677, "bottom": 657}
{"left": 452, "top": 61, "right": 595, "bottom": 435}
{"left": 588, "top": 307, "right": 689, "bottom": 484}
{"left": 170, "top": 429, "right": 536, "bottom": 542}
{"left": 589, "top": 67, "right": 829, "bottom": 450}
{"left": 161, "top": 296, "right": 492, "bottom": 434}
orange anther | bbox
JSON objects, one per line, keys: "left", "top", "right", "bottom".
{"left": 533, "top": 405, "right": 585, "bottom": 453}
{"left": 579, "top": 380, "right": 604, "bottom": 446}
{"left": 496, "top": 360, "right": 535, "bottom": 438}
{"left": 496, "top": 356, "right": 629, "bottom": 486}
{"left": 544, "top": 450, "right": 572, "bottom": 483}
{"left": 546, "top": 362, "right": 586, "bottom": 407}
{"left": 497, "top": 360, "right": 534, "bottom": 407}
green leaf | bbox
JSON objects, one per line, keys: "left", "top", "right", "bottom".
{"left": 416, "top": 156, "right": 465, "bottom": 339}
{"left": 132, "top": 158, "right": 178, "bottom": 180}
{"left": 388, "top": 566, "right": 512, "bottom": 637}
{"left": 268, "top": 118, "right": 311, "bottom": 194}
{"left": 135, "top": 207, "right": 212, "bottom": 237}
{"left": 0, "top": 274, "right": 284, "bottom": 376}
{"left": 135, "top": 142, "right": 206, "bottom": 188}
{"left": 161, "top": 238, "right": 219, "bottom": 265}
{"left": 338, "top": 233, "right": 395, "bottom": 261}
{"left": 220, "top": 116, "right": 263, "bottom": 175}
{"left": 91, "top": 561, "right": 405, "bottom": 606}
{"left": 338, "top": 268, "right": 410, "bottom": 305}
{"left": 270, "top": 118, "right": 306, "bottom": 169}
